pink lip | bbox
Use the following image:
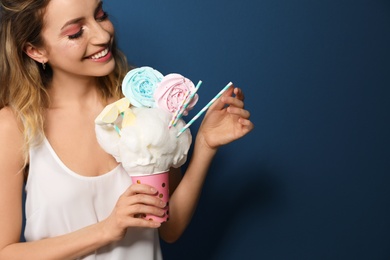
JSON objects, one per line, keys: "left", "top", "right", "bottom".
{"left": 90, "top": 50, "right": 112, "bottom": 62}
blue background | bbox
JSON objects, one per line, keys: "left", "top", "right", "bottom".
{"left": 113, "top": 0, "right": 389, "bottom": 259}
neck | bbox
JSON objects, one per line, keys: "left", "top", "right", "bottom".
{"left": 47, "top": 73, "right": 103, "bottom": 110}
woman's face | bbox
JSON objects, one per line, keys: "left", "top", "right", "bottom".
{"left": 41, "top": 0, "right": 115, "bottom": 79}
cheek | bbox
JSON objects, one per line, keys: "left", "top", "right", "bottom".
{"left": 102, "top": 21, "right": 115, "bottom": 36}
{"left": 57, "top": 41, "right": 85, "bottom": 58}
{"left": 46, "top": 40, "right": 87, "bottom": 66}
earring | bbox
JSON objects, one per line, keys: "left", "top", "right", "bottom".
{"left": 42, "top": 62, "right": 46, "bottom": 70}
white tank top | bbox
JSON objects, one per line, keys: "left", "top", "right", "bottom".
{"left": 25, "top": 138, "right": 163, "bottom": 260}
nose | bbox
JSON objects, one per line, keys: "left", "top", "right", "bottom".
{"left": 89, "top": 21, "right": 112, "bottom": 45}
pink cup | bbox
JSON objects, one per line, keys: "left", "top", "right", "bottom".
{"left": 131, "top": 171, "right": 169, "bottom": 223}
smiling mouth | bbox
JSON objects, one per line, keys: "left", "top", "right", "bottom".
{"left": 89, "top": 48, "right": 109, "bottom": 60}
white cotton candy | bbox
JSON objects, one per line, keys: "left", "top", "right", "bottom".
{"left": 96, "top": 107, "right": 192, "bottom": 175}
{"left": 119, "top": 107, "right": 191, "bottom": 174}
{"left": 95, "top": 123, "right": 121, "bottom": 162}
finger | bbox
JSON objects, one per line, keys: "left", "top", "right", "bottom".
{"left": 208, "top": 85, "right": 234, "bottom": 111}
{"left": 123, "top": 183, "right": 158, "bottom": 197}
{"left": 120, "top": 214, "right": 162, "bottom": 229}
{"left": 133, "top": 193, "right": 167, "bottom": 207}
{"left": 119, "top": 186, "right": 166, "bottom": 210}
{"left": 129, "top": 203, "right": 167, "bottom": 218}
{"left": 234, "top": 87, "right": 245, "bottom": 101}
{"left": 227, "top": 106, "right": 251, "bottom": 119}
{"left": 221, "top": 95, "right": 245, "bottom": 109}
{"left": 238, "top": 118, "right": 255, "bottom": 129}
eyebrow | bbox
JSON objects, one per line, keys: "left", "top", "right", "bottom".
{"left": 60, "top": 1, "right": 103, "bottom": 30}
{"left": 61, "top": 17, "right": 84, "bottom": 30}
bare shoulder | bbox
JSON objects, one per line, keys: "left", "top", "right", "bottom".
{"left": 0, "top": 106, "right": 25, "bottom": 170}
{"left": 0, "top": 106, "right": 23, "bottom": 144}
{"left": 0, "top": 106, "right": 19, "bottom": 128}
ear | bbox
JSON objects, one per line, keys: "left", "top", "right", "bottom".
{"left": 24, "top": 43, "right": 48, "bottom": 64}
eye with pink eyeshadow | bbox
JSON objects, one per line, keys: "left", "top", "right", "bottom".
{"left": 95, "top": 2, "right": 109, "bottom": 21}
{"left": 65, "top": 24, "right": 84, "bottom": 40}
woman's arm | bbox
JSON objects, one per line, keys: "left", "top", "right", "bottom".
{"left": 159, "top": 86, "right": 254, "bottom": 242}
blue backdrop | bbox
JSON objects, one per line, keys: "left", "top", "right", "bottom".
{"left": 107, "top": 0, "right": 390, "bottom": 259}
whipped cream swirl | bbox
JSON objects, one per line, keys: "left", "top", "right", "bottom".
{"left": 122, "top": 66, "right": 164, "bottom": 108}
{"left": 154, "top": 73, "right": 199, "bottom": 115}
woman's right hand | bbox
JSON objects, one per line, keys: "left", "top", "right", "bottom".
{"left": 101, "top": 183, "right": 167, "bottom": 242}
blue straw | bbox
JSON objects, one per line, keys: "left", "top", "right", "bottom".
{"left": 176, "top": 82, "right": 233, "bottom": 137}
{"left": 173, "top": 80, "right": 203, "bottom": 127}
{"left": 112, "top": 124, "right": 121, "bottom": 136}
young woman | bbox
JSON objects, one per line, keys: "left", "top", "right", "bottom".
{"left": 0, "top": 0, "right": 254, "bottom": 259}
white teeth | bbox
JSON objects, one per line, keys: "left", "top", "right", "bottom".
{"left": 90, "top": 48, "right": 109, "bottom": 59}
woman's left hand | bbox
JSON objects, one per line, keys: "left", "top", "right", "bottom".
{"left": 197, "top": 85, "right": 254, "bottom": 149}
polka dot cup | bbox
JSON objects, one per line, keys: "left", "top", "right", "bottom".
{"left": 131, "top": 171, "right": 169, "bottom": 223}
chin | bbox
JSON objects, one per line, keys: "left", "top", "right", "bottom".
{"left": 90, "top": 60, "right": 116, "bottom": 76}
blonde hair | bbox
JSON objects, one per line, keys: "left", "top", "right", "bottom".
{"left": 0, "top": 0, "right": 130, "bottom": 163}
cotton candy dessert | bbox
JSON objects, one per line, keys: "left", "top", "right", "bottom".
{"left": 95, "top": 66, "right": 200, "bottom": 222}
{"left": 95, "top": 66, "right": 199, "bottom": 175}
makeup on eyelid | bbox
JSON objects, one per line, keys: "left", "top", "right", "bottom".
{"left": 63, "top": 25, "right": 82, "bottom": 37}
{"left": 60, "top": 4, "right": 108, "bottom": 39}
